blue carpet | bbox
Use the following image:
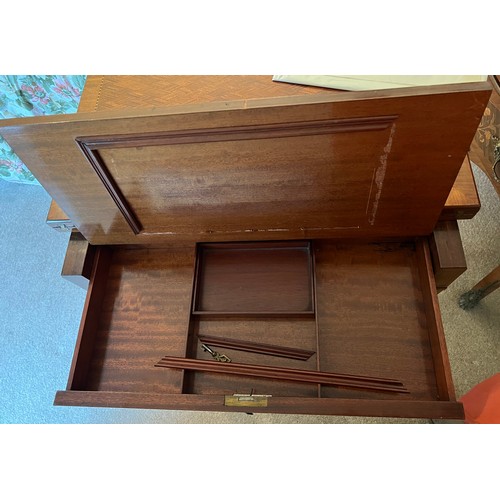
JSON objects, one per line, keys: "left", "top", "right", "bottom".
{"left": 0, "top": 181, "right": 168, "bottom": 423}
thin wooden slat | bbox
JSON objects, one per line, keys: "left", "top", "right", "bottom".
{"left": 155, "top": 356, "right": 408, "bottom": 393}
{"left": 198, "top": 335, "right": 315, "bottom": 361}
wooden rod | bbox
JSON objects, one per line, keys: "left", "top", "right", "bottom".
{"left": 155, "top": 356, "right": 409, "bottom": 394}
{"left": 198, "top": 335, "right": 315, "bottom": 361}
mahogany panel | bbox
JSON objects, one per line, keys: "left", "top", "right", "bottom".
{"left": 46, "top": 77, "right": 483, "bottom": 228}
{"left": 79, "top": 246, "right": 196, "bottom": 394}
{"left": 313, "top": 240, "right": 439, "bottom": 401}
{"left": 1, "top": 82, "right": 491, "bottom": 245}
{"left": 81, "top": 117, "right": 396, "bottom": 237}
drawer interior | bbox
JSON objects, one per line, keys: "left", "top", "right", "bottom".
{"left": 62, "top": 238, "right": 457, "bottom": 415}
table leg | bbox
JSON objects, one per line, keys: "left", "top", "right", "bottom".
{"left": 459, "top": 265, "right": 500, "bottom": 309}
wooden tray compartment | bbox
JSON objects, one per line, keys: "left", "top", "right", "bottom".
{"left": 55, "top": 238, "right": 463, "bottom": 419}
{"left": 192, "top": 241, "right": 314, "bottom": 316}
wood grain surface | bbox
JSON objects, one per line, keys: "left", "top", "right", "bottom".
{"left": 313, "top": 240, "right": 439, "bottom": 401}
{"left": 36, "top": 75, "right": 479, "bottom": 417}
{"left": 53, "top": 390, "right": 464, "bottom": 419}
{"left": 46, "top": 76, "right": 484, "bottom": 226}
{"left": 58, "top": 236, "right": 460, "bottom": 415}
{"left": 415, "top": 239, "right": 456, "bottom": 400}
{"left": 77, "top": 75, "right": 342, "bottom": 113}
{"left": 60, "top": 231, "right": 96, "bottom": 289}
{"left": 441, "top": 155, "right": 480, "bottom": 220}
{"left": 75, "top": 246, "right": 196, "bottom": 394}
{"left": 429, "top": 220, "right": 467, "bottom": 290}
{"left": 2, "top": 82, "right": 490, "bottom": 245}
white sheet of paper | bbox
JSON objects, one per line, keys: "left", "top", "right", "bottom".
{"left": 272, "top": 75, "right": 488, "bottom": 91}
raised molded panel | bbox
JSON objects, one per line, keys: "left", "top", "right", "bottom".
{"left": 75, "top": 115, "right": 396, "bottom": 236}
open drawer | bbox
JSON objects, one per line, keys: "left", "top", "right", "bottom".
{"left": 1, "top": 80, "right": 491, "bottom": 419}
{"left": 54, "top": 237, "right": 463, "bottom": 419}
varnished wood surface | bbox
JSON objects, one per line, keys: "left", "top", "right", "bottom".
{"left": 60, "top": 231, "right": 95, "bottom": 289}
{"left": 469, "top": 265, "right": 500, "bottom": 296}
{"left": 77, "top": 75, "right": 341, "bottom": 113}
{"left": 46, "top": 152, "right": 480, "bottom": 227}
{"left": 67, "top": 246, "right": 112, "bottom": 390}
{"left": 156, "top": 356, "right": 408, "bottom": 393}
{"left": 45, "top": 76, "right": 484, "bottom": 228}
{"left": 3, "top": 82, "right": 491, "bottom": 245}
{"left": 61, "top": 74, "right": 336, "bottom": 231}
{"left": 78, "top": 246, "right": 196, "bottom": 393}
{"left": 53, "top": 390, "right": 464, "bottom": 419}
{"left": 59, "top": 237, "right": 459, "bottom": 415}
{"left": 47, "top": 76, "right": 483, "bottom": 226}
{"left": 197, "top": 334, "right": 315, "bottom": 360}
{"left": 314, "top": 240, "right": 439, "bottom": 400}
{"left": 441, "top": 155, "right": 480, "bottom": 220}
{"left": 429, "top": 220, "right": 467, "bottom": 290}
{"left": 415, "top": 239, "right": 456, "bottom": 400}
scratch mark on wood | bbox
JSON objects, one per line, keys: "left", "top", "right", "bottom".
{"left": 368, "top": 123, "right": 396, "bottom": 225}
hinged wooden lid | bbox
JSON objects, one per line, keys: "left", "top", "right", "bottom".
{"left": 1, "top": 82, "right": 491, "bottom": 244}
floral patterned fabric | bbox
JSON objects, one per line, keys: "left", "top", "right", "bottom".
{"left": 0, "top": 75, "right": 86, "bottom": 185}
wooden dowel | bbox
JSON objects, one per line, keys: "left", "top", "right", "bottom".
{"left": 155, "top": 356, "right": 409, "bottom": 394}
{"left": 198, "top": 335, "right": 315, "bottom": 361}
